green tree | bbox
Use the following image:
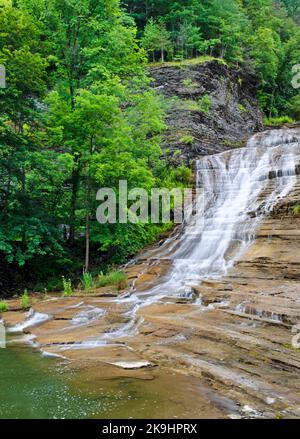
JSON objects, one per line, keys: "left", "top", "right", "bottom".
{"left": 286, "top": 93, "right": 300, "bottom": 120}
{"left": 281, "top": 0, "right": 300, "bottom": 17}
{"left": 0, "top": 0, "right": 59, "bottom": 270}
{"left": 249, "top": 27, "right": 282, "bottom": 114}
{"left": 205, "top": 0, "right": 249, "bottom": 62}
{"left": 142, "top": 18, "right": 172, "bottom": 62}
{"left": 0, "top": 0, "right": 172, "bottom": 292}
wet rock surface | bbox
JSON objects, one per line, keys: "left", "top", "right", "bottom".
{"left": 3, "top": 215, "right": 300, "bottom": 419}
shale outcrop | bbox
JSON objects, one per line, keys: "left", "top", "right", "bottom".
{"left": 150, "top": 60, "right": 263, "bottom": 165}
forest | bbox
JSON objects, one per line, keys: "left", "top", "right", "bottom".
{"left": 0, "top": 0, "right": 299, "bottom": 294}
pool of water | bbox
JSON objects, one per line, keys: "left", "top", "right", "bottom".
{"left": 0, "top": 344, "right": 225, "bottom": 419}
{"left": 0, "top": 345, "right": 123, "bottom": 419}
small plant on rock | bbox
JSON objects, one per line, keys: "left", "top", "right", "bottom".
{"left": 239, "top": 104, "right": 247, "bottom": 113}
{"left": 0, "top": 300, "right": 8, "bottom": 313}
{"left": 62, "top": 276, "right": 73, "bottom": 297}
{"left": 292, "top": 204, "right": 300, "bottom": 216}
{"left": 97, "top": 271, "right": 128, "bottom": 291}
{"left": 183, "top": 78, "right": 198, "bottom": 92}
{"left": 20, "top": 290, "right": 30, "bottom": 309}
{"left": 197, "top": 94, "right": 212, "bottom": 115}
{"left": 82, "top": 272, "right": 94, "bottom": 291}
{"left": 180, "top": 135, "right": 194, "bottom": 145}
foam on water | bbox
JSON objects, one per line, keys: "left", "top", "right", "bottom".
{"left": 71, "top": 306, "right": 106, "bottom": 326}
{"left": 8, "top": 309, "right": 51, "bottom": 334}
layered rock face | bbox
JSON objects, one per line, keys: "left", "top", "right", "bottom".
{"left": 150, "top": 60, "right": 263, "bottom": 165}
{"left": 124, "top": 128, "right": 300, "bottom": 417}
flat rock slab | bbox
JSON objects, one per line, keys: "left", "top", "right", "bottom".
{"left": 107, "top": 360, "right": 154, "bottom": 370}
{"left": 2, "top": 311, "right": 27, "bottom": 327}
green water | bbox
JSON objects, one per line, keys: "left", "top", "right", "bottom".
{"left": 0, "top": 344, "right": 211, "bottom": 419}
{"left": 0, "top": 342, "right": 226, "bottom": 419}
{"left": 0, "top": 345, "right": 129, "bottom": 419}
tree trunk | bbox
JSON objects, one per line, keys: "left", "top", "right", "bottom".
{"left": 3, "top": 170, "right": 11, "bottom": 218}
{"left": 84, "top": 212, "right": 90, "bottom": 273}
{"left": 84, "top": 137, "right": 94, "bottom": 273}
{"left": 69, "top": 155, "right": 80, "bottom": 245}
{"left": 269, "top": 85, "right": 276, "bottom": 118}
{"left": 20, "top": 167, "right": 27, "bottom": 251}
{"left": 161, "top": 48, "right": 164, "bottom": 63}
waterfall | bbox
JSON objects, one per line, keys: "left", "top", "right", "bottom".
{"left": 102, "top": 128, "right": 300, "bottom": 340}
{"left": 135, "top": 128, "right": 300, "bottom": 299}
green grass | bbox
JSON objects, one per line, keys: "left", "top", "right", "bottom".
{"left": 62, "top": 276, "right": 73, "bottom": 297}
{"left": 180, "top": 135, "right": 194, "bottom": 145}
{"left": 292, "top": 204, "right": 300, "bottom": 216}
{"left": 149, "top": 55, "right": 226, "bottom": 68}
{"left": 238, "top": 104, "right": 247, "bottom": 113}
{"left": 222, "top": 139, "right": 244, "bottom": 148}
{"left": 172, "top": 98, "right": 199, "bottom": 111}
{"left": 0, "top": 300, "right": 8, "bottom": 313}
{"left": 197, "top": 94, "right": 212, "bottom": 115}
{"left": 81, "top": 272, "right": 94, "bottom": 291}
{"left": 264, "top": 116, "right": 295, "bottom": 126}
{"left": 97, "top": 271, "right": 128, "bottom": 291}
{"left": 20, "top": 290, "right": 30, "bottom": 309}
{"left": 182, "top": 78, "right": 198, "bottom": 91}
{"left": 169, "top": 95, "right": 212, "bottom": 114}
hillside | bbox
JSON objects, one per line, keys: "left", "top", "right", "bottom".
{"left": 150, "top": 59, "right": 263, "bottom": 165}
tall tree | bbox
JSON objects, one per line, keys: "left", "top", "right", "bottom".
{"left": 142, "top": 18, "right": 172, "bottom": 62}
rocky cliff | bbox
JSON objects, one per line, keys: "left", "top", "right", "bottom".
{"left": 150, "top": 60, "right": 263, "bottom": 165}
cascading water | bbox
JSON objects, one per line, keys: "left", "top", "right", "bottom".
{"left": 105, "top": 128, "right": 299, "bottom": 339}
{"left": 144, "top": 128, "right": 300, "bottom": 296}
{"left": 52, "top": 128, "right": 300, "bottom": 345}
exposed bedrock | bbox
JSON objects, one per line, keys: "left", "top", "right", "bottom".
{"left": 150, "top": 60, "right": 263, "bottom": 165}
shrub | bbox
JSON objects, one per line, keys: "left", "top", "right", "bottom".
{"left": 97, "top": 271, "right": 128, "bottom": 291}
{"left": 198, "top": 94, "right": 212, "bottom": 114}
{"left": 0, "top": 300, "right": 8, "bottom": 313}
{"left": 286, "top": 94, "right": 300, "bottom": 120}
{"left": 292, "top": 204, "right": 300, "bottom": 216}
{"left": 183, "top": 78, "right": 198, "bottom": 91}
{"left": 81, "top": 272, "right": 94, "bottom": 291}
{"left": 172, "top": 165, "right": 192, "bottom": 185}
{"left": 264, "top": 116, "right": 295, "bottom": 126}
{"left": 20, "top": 290, "right": 30, "bottom": 309}
{"left": 62, "top": 276, "right": 73, "bottom": 297}
{"left": 170, "top": 98, "right": 203, "bottom": 112}
{"left": 46, "top": 278, "right": 64, "bottom": 292}
{"left": 180, "top": 135, "right": 194, "bottom": 145}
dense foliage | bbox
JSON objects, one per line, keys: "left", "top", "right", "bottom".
{"left": 0, "top": 0, "right": 299, "bottom": 293}
{"left": 0, "top": 0, "right": 180, "bottom": 292}
{"left": 125, "top": 0, "right": 300, "bottom": 115}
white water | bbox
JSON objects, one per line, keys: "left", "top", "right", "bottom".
{"left": 102, "top": 128, "right": 299, "bottom": 339}
{"left": 8, "top": 309, "right": 51, "bottom": 334}
{"left": 71, "top": 306, "right": 106, "bottom": 326}
{"left": 146, "top": 128, "right": 299, "bottom": 295}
